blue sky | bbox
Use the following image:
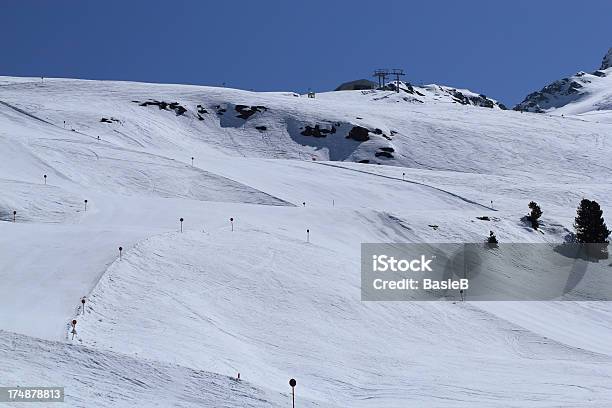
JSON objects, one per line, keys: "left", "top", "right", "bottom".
{"left": 1, "top": 0, "right": 610, "bottom": 106}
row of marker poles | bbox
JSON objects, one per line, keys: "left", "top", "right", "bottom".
{"left": 164, "top": 217, "right": 241, "bottom": 233}
{"left": 44, "top": 174, "right": 90, "bottom": 212}
{"left": 116, "top": 217, "right": 309, "bottom": 259}
{"left": 70, "top": 297, "right": 87, "bottom": 339}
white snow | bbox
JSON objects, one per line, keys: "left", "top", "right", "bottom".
{"left": 1, "top": 74, "right": 611, "bottom": 407}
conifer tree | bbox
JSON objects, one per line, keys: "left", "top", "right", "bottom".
{"left": 487, "top": 230, "right": 498, "bottom": 247}
{"left": 527, "top": 201, "right": 543, "bottom": 230}
{"left": 574, "top": 199, "right": 610, "bottom": 257}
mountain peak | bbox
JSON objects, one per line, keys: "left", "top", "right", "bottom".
{"left": 601, "top": 48, "right": 612, "bottom": 70}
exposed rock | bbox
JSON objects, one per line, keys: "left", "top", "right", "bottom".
{"left": 514, "top": 77, "right": 586, "bottom": 112}
{"left": 235, "top": 105, "right": 267, "bottom": 120}
{"left": 375, "top": 151, "right": 394, "bottom": 159}
{"left": 346, "top": 126, "right": 369, "bottom": 142}
{"left": 375, "top": 145, "right": 394, "bottom": 158}
{"left": 300, "top": 124, "right": 336, "bottom": 138}
{"left": 447, "top": 89, "right": 498, "bottom": 108}
{"left": 601, "top": 48, "right": 612, "bottom": 70}
{"left": 135, "top": 100, "right": 187, "bottom": 116}
{"left": 100, "top": 117, "right": 121, "bottom": 124}
{"left": 169, "top": 103, "right": 187, "bottom": 115}
{"left": 384, "top": 82, "right": 425, "bottom": 96}
{"left": 515, "top": 48, "right": 612, "bottom": 112}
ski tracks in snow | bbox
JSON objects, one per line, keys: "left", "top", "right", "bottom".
{"left": 313, "top": 161, "right": 497, "bottom": 211}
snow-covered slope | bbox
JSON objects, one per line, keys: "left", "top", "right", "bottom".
{"left": 380, "top": 80, "right": 507, "bottom": 109}
{"left": 1, "top": 74, "right": 612, "bottom": 407}
{"left": 0, "top": 329, "right": 331, "bottom": 408}
{"left": 515, "top": 48, "right": 612, "bottom": 122}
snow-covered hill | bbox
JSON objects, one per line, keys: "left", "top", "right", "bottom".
{"left": 515, "top": 48, "right": 612, "bottom": 122}
{"left": 1, "top": 73, "right": 612, "bottom": 407}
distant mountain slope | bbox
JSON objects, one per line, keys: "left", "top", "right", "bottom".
{"left": 515, "top": 48, "right": 612, "bottom": 122}
{"left": 334, "top": 78, "right": 377, "bottom": 91}
{"left": 1, "top": 75, "right": 609, "bottom": 175}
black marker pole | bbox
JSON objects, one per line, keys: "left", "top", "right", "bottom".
{"left": 289, "top": 379, "right": 296, "bottom": 408}
{"left": 71, "top": 319, "right": 77, "bottom": 340}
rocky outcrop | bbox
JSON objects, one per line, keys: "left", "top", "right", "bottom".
{"left": 514, "top": 77, "right": 586, "bottom": 112}
{"left": 335, "top": 79, "right": 378, "bottom": 91}
{"left": 601, "top": 48, "right": 612, "bottom": 70}
{"left": 301, "top": 124, "right": 336, "bottom": 137}
{"left": 515, "top": 48, "right": 612, "bottom": 112}
{"left": 235, "top": 105, "right": 267, "bottom": 120}
{"left": 134, "top": 100, "right": 187, "bottom": 116}
{"left": 100, "top": 117, "right": 121, "bottom": 124}
{"left": 383, "top": 82, "right": 425, "bottom": 97}
{"left": 447, "top": 89, "right": 504, "bottom": 109}
{"left": 346, "top": 126, "right": 370, "bottom": 142}
{"left": 375, "top": 146, "right": 395, "bottom": 159}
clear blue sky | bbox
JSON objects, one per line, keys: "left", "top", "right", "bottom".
{"left": 1, "top": 0, "right": 610, "bottom": 106}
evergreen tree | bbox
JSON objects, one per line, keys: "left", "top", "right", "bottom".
{"left": 574, "top": 199, "right": 610, "bottom": 257}
{"left": 527, "top": 201, "right": 543, "bottom": 230}
{"left": 487, "top": 230, "right": 498, "bottom": 247}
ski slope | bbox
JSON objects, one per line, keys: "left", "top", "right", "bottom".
{"left": 1, "top": 74, "right": 612, "bottom": 407}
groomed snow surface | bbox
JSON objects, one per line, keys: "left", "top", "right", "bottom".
{"left": 1, "top": 76, "right": 612, "bottom": 407}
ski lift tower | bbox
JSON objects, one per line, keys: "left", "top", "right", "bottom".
{"left": 373, "top": 69, "right": 390, "bottom": 88}
{"left": 390, "top": 69, "right": 405, "bottom": 93}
